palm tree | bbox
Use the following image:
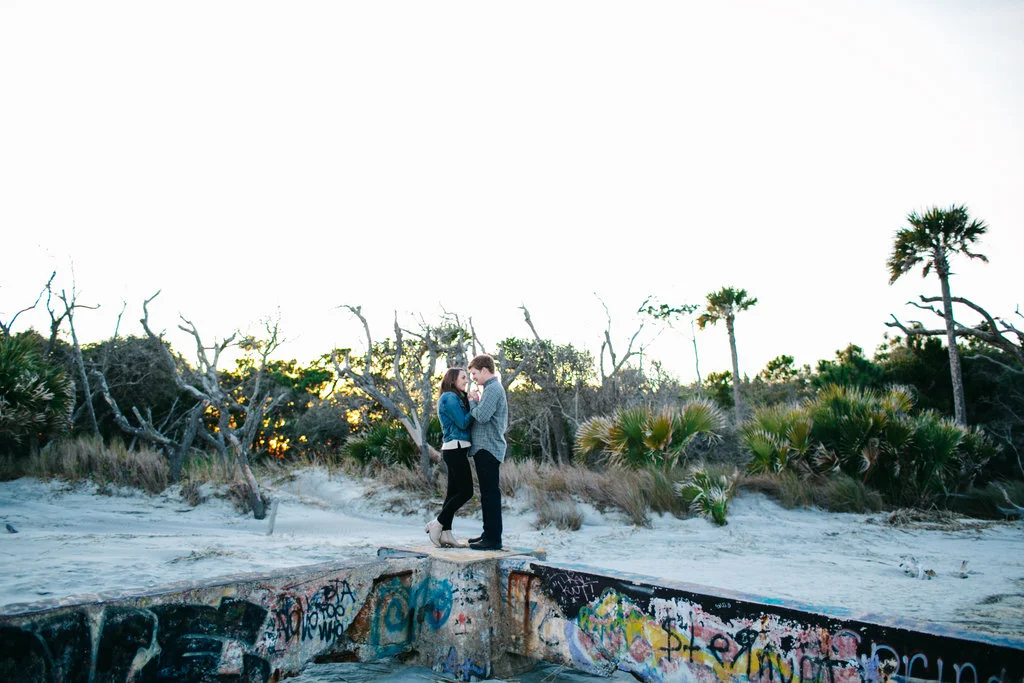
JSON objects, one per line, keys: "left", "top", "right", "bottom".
{"left": 697, "top": 287, "right": 757, "bottom": 419}
{"left": 887, "top": 205, "right": 988, "bottom": 427}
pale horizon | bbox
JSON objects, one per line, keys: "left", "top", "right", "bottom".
{"left": 3, "top": 0, "right": 1022, "bottom": 384}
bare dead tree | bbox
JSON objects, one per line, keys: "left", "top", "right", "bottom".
{"left": 140, "top": 291, "right": 281, "bottom": 519}
{"left": 40, "top": 274, "right": 75, "bottom": 359}
{"left": 887, "top": 296, "right": 1024, "bottom": 370}
{"left": 440, "top": 308, "right": 478, "bottom": 367}
{"left": 100, "top": 301, "right": 128, "bottom": 378}
{"left": 596, "top": 294, "right": 646, "bottom": 403}
{"left": 0, "top": 271, "right": 55, "bottom": 338}
{"left": 56, "top": 284, "right": 102, "bottom": 436}
{"left": 437, "top": 308, "right": 534, "bottom": 391}
{"left": 519, "top": 305, "right": 574, "bottom": 464}
{"left": 638, "top": 295, "right": 702, "bottom": 384}
{"left": 91, "top": 370, "right": 202, "bottom": 482}
{"left": 332, "top": 305, "right": 466, "bottom": 480}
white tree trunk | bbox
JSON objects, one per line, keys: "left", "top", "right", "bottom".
{"left": 726, "top": 315, "right": 743, "bottom": 420}
{"left": 939, "top": 272, "right": 968, "bottom": 426}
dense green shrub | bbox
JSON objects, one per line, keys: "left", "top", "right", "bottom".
{"left": 341, "top": 421, "right": 419, "bottom": 469}
{"left": 575, "top": 399, "right": 725, "bottom": 471}
{"left": 0, "top": 333, "right": 75, "bottom": 457}
{"left": 741, "top": 384, "right": 999, "bottom": 506}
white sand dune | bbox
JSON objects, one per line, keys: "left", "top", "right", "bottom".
{"left": 1, "top": 468, "right": 1021, "bottom": 641}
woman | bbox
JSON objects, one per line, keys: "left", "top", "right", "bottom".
{"left": 425, "top": 367, "right": 475, "bottom": 548}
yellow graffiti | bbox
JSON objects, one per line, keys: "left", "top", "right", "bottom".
{"left": 576, "top": 591, "right": 795, "bottom": 680}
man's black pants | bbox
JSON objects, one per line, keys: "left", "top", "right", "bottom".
{"left": 472, "top": 449, "right": 502, "bottom": 543}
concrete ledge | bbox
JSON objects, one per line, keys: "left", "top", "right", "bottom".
{"left": 499, "top": 558, "right": 1024, "bottom": 682}
{"left": 2, "top": 547, "right": 1020, "bottom": 682}
{"left": 378, "top": 542, "right": 547, "bottom": 562}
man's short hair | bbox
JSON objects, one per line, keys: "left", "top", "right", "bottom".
{"left": 468, "top": 354, "right": 496, "bottom": 374}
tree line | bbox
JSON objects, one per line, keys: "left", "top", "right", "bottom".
{"left": 2, "top": 205, "right": 1021, "bottom": 517}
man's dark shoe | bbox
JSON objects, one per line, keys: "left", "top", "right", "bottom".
{"left": 469, "top": 538, "right": 502, "bottom": 551}
{"left": 467, "top": 536, "right": 482, "bottom": 544}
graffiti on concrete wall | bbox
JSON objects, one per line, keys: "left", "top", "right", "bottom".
{"left": 0, "top": 610, "right": 92, "bottom": 682}
{"left": 345, "top": 571, "right": 415, "bottom": 657}
{"left": 0, "top": 567, "right": 410, "bottom": 682}
{"left": 438, "top": 645, "right": 493, "bottom": 680}
{"left": 6, "top": 553, "right": 1017, "bottom": 683}
{"left": 418, "top": 565, "right": 494, "bottom": 682}
{"left": 523, "top": 564, "right": 1021, "bottom": 683}
{"left": 264, "top": 577, "right": 359, "bottom": 649}
{"left": 416, "top": 577, "right": 454, "bottom": 631}
{"left": 1, "top": 597, "right": 273, "bottom": 682}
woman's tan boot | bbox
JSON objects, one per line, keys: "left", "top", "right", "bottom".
{"left": 424, "top": 519, "right": 442, "bottom": 547}
{"left": 440, "top": 530, "right": 468, "bottom": 547}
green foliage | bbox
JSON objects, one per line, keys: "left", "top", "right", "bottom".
{"left": 741, "top": 404, "right": 812, "bottom": 475}
{"left": 759, "top": 355, "right": 799, "bottom": 383}
{"left": 497, "top": 337, "right": 595, "bottom": 390}
{"left": 702, "top": 371, "right": 733, "bottom": 409}
{"left": 225, "top": 352, "right": 348, "bottom": 459}
{"left": 887, "top": 204, "right": 988, "bottom": 284}
{"left": 80, "top": 335, "right": 188, "bottom": 441}
{"left": 637, "top": 297, "right": 699, "bottom": 322}
{"left": 0, "top": 332, "right": 75, "bottom": 456}
{"left": 341, "top": 421, "right": 418, "bottom": 469}
{"left": 812, "top": 344, "right": 886, "bottom": 390}
{"left": 696, "top": 287, "right": 758, "bottom": 331}
{"left": 676, "top": 463, "right": 738, "bottom": 525}
{"left": 947, "top": 480, "right": 1024, "bottom": 519}
{"left": 283, "top": 398, "right": 351, "bottom": 454}
{"left": 575, "top": 400, "right": 725, "bottom": 471}
{"left": 741, "top": 383, "right": 999, "bottom": 506}
{"left": 741, "top": 471, "right": 884, "bottom": 512}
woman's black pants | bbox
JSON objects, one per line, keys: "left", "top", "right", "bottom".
{"left": 437, "top": 446, "right": 474, "bottom": 530}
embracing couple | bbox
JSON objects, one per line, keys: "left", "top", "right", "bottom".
{"left": 424, "top": 353, "right": 507, "bottom": 551}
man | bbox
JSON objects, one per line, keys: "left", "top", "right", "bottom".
{"left": 466, "top": 353, "right": 508, "bottom": 550}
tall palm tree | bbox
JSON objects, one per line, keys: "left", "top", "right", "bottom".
{"left": 697, "top": 287, "right": 757, "bottom": 419}
{"left": 887, "top": 205, "right": 988, "bottom": 427}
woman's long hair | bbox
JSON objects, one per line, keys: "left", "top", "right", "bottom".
{"left": 439, "top": 367, "right": 470, "bottom": 411}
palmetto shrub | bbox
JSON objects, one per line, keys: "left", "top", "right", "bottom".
{"left": 575, "top": 399, "right": 726, "bottom": 471}
{"left": 741, "top": 404, "right": 812, "bottom": 474}
{"left": 676, "top": 463, "right": 739, "bottom": 525}
{"left": 0, "top": 333, "right": 74, "bottom": 457}
{"left": 741, "top": 384, "right": 998, "bottom": 506}
{"left": 341, "top": 421, "right": 418, "bottom": 469}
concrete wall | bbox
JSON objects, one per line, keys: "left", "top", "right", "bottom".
{"left": 0, "top": 547, "right": 540, "bottom": 682}
{"left": 2, "top": 547, "right": 1021, "bottom": 682}
{"left": 0, "top": 554, "right": 431, "bottom": 681}
{"left": 500, "top": 558, "right": 1024, "bottom": 683}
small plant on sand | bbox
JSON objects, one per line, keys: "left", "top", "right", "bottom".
{"left": 676, "top": 463, "right": 738, "bottom": 525}
{"left": 532, "top": 490, "right": 584, "bottom": 531}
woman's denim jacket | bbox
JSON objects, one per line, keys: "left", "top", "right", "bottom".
{"left": 438, "top": 391, "right": 473, "bottom": 442}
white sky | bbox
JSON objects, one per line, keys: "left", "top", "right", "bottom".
{"left": 2, "top": 0, "right": 1022, "bottom": 384}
